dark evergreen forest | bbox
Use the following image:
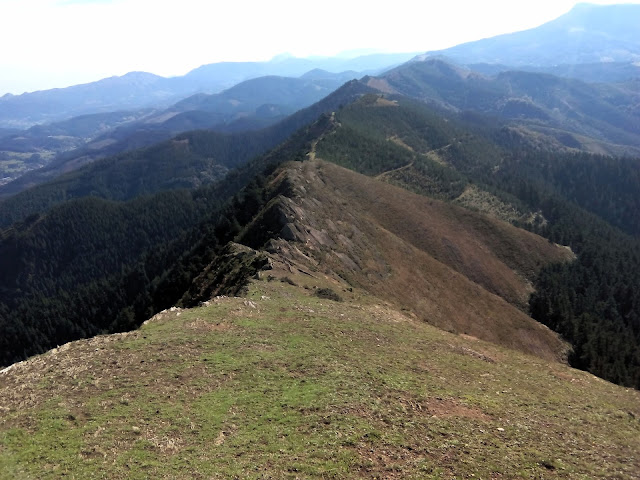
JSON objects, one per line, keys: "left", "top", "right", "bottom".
{"left": 0, "top": 113, "right": 330, "bottom": 366}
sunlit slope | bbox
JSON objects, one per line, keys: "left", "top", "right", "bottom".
{"left": 311, "top": 94, "right": 640, "bottom": 387}
{"left": 1, "top": 278, "right": 638, "bottom": 479}
{"left": 255, "top": 159, "right": 571, "bottom": 361}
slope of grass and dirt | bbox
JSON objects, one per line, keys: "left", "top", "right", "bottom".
{"left": 1, "top": 275, "right": 638, "bottom": 479}
{"left": 314, "top": 94, "right": 640, "bottom": 388}
{"left": 249, "top": 159, "right": 571, "bottom": 362}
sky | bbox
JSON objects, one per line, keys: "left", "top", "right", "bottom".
{"left": 0, "top": 0, "right": 638, "bottom": 95}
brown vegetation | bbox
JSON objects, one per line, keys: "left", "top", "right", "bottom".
{"left": 262, "top": 160, "right": 572, "bottom": 361}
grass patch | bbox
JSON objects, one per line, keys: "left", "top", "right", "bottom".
{"left": 1, "top": 280, "right": 639, "bottom": 479}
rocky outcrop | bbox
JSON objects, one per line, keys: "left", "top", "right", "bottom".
{"left": 180, "top": 242, "right": 269, "bottom": 307}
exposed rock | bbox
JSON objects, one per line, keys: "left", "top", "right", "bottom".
{"left": 180, "top": 242, "right": 269, "bottom": 307}
{"left": 243, "top": 159, "right": 572, "bottom": 362}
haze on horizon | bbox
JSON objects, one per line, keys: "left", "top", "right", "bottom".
{"left": 1, "top": 0, "right": 637, "bottom": 96}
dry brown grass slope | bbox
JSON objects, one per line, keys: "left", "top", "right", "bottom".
{"left": 259, "top": 160, "right": 572, "bottom": 362}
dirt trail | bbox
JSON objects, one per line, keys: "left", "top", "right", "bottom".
{"left": 375, "top": 161, "right": 415, "bottom": 180}
{"left": 375, "top": 143, "right": 452, "bottom": 180}
{"left": 307, "top": 112, "right": 336, "bottom": 162}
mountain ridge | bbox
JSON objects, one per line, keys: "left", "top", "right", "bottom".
{"left": 245, "top": 158, "right": 571, "bottom": 361}
{"left": 1, "top": 80, "right": 639, "bottom": 388}
{"left": 0, "top": 80, "right": 376, "bottom": 225}
{"left": 1, "top": 7, "right": 640, "bottom": 477}
{"left": 1, "top": 231, "right": 637, "bottom": 478}
{"left": 1, "top": 89, "right": 640, "bottom": 478}
{"left": 0, "top": 74, "right": 361, "bottom": 196}
{"left": 370, "top": 58, "right": 640, "bottom": 156}
{"left": 0, "top": 53, "right": 417, "bottom": 129}
{"left": 421, "top": 3, "right": 640, "bottom": 66}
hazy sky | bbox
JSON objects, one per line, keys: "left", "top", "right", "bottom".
{"left": 1, "top": 0, "right": 637, "bottom": 95}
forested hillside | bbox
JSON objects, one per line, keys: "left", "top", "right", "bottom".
{"left": 316, "top": 95, "right": 640, "bottom": 387}
{"left": 3, "top": 5, "right": 640, "bottom": 478}
{"left": 0, "top": 111, "right": 335, "bottom": 366}
{"left": 0, "top": 81, "right": 375, "bottom": 227}
{"left": 372, "top": 58, "right": 640, "bottom": 157}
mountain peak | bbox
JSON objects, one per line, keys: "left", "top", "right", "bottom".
{"left": 425, "top": 3, "right": 640, "bottom": 66}
{"left": 270, "top": 52, "right": 296, "bottom": 62}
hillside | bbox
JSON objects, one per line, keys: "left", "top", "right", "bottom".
{"left": 467, "top": 60, "right": 640, "bottom": 84}
{"left": 369, "top": 59, "right": 640, "bottom": 156}
{"left": 0, "top": 80, "right": 375, "bottom": 226}
{"left": 311, "top": 94, "right": 640, "bottom": 387}
{"left": 1, "top": 93, "right": 639, "bottom": 477}
{"left": 0, "top": 109, "right": 154, "bottom": 188}
{"left": 1, "top": 157, "right": 637, "bottom": 479}
{"left": 0, "top": 110, "right": 345, "bottom": 366}
{"left": 1, "top": 267, "right": 638, "bottom": 479}
{"left": 0, "top": 139, "right": 568, "bottom": 369}
{"left": 2, "top": 6, "right": 640, "bottom": 476}
{"left": 170, "top": 75, "right": 349, "bottom": 118}
{"left": 2, "top": 90, "right": 639, "bottom": 387}
{"left": 250, "top": 160, "right": 571, "bottom": 361}
{"left": 0, "top": 74, "right": 357, "bottom": 198}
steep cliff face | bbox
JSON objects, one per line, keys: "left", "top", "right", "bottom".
{"left": 234, "top": 159, "right": 572, "bottom": 362}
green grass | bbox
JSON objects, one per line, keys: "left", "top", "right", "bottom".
{"left": 1, "top": 278, "right": 639, "bottom": 479}
{"left": 0, "top": 151, "right": 53, "bottom": 180}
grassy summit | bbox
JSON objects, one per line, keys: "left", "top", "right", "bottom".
{"left": 1, "top": 275, "right": 638, "bottom": 479}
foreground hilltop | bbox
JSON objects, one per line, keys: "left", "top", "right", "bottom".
{"left": 1, "top": 271, "right": 638, "bottom": 478}
{"left": 3, "top": 159, "right": 638, "bottom": 478}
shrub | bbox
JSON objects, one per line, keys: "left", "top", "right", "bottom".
{"left": 314, "top": 288, "right": 342, "bottom": 302}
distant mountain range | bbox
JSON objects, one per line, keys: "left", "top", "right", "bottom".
{"left": 3, "top": 3, "right": 640, "bottom": 192}
{"left": 11, "top": 51, "right": 640, "bottom": 223}
{"left": 4, "top": 2, "right": 640, "bottom": 132}
{"left": 0, "top": 74, "right": 358, "bottom": 196}
{"left": 0, "top": 80, "right": 375, "bottom": 224}
{"left": 0, "top": 53, "right": 418, "bottom": 129}
{"left": 3, "top": 56, "right": 638, "bottom": 198}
